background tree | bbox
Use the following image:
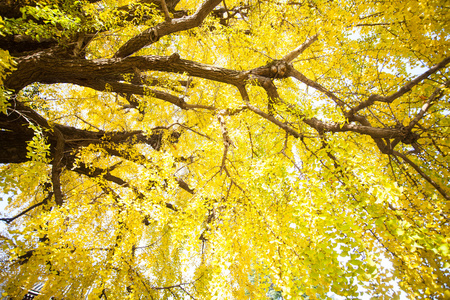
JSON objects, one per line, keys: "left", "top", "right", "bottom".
{"left": 0, "top": 0, "right": 449, "bottom": 299}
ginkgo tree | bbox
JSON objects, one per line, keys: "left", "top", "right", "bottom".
{"left": 0, "top": 0, "right": 449, "bottom": 299}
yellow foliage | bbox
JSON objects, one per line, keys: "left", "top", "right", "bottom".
{"left": 0, "top": 0, "right": 449, "bottom": 299}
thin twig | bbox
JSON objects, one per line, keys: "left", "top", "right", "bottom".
{"left": 75, "top": 115, "right": 103, "bottom": 132}
{"left": 246, "top": 124, "right": 256, "bottom": 159}
{"left": 179, "top": 285, "right": 196, "bottom": 300}
{"left": 177, "top": 123, "right": 214, "bottom": 141}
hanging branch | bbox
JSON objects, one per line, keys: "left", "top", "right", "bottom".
{"left": 217, "top": 110, "right": 235, "bottom": 174}
{"left": 51, "top": 127, "right": 65, "bottom": 206}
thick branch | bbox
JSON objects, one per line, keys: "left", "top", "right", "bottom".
{"left": 282, "top": 34, "right": 319, "bottom": 63}
{"left": 113, "top": 0, "right": 222, "bottom": 58}
{"left": 248, "top": 75, "right": 281, "bottom": 114}
{"left": 287, "top": 67, "right": 346, "bottom": 109}
{"left": 97, "top": 80, "right": 214, "bottom": 111}
{"left": 393, "top": 151, "right": 449, "bottom": 200}
{"left": 160, "top": 0, "right": 172, "bottom": 21}
{"left": 385, "top": 56, "right": 450, "bottom": 102}
{"left": 94, "top": 80, "right": 188, "bottom": 108}
{"left": 237, "top": 85, "right": 304, "bottom": 138}
{"left": 0, "top": 35, "right": 58, "bottom": 56}
{"left": 70, "top": 161, "right": 129, "bottom": 187}
{"left": 0, "top": 131, "right": 34, "bottom": 163}
{"left": 405, "top": 80, "right": 450, "bottom": 132}
{"left": 1, "top": 102, "right": 172, "bottom": 163}
{"left": 244, "top": 88, "right": 405, "bottom": 141}
{"left": 348, "top": 55, "right": 450, "bottom": 115}
{"left": 246, "top": 103, "right": 304, "bottom": 138}
{"left": 5, "top": 53, "right": 244, "bottom": 91}
{"left": 302, "top": 117, "right": 400, "bottom": 138}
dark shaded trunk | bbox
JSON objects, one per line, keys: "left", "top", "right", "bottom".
{"left": 0, "top": 131, "right": 34, "bottom": 163}
{"left": 0, "top": 104, "right": 170, "bottom": 164}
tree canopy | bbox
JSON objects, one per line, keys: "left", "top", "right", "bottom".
{"left": 0, "top": 0, "right": 449, "bottom": 298}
